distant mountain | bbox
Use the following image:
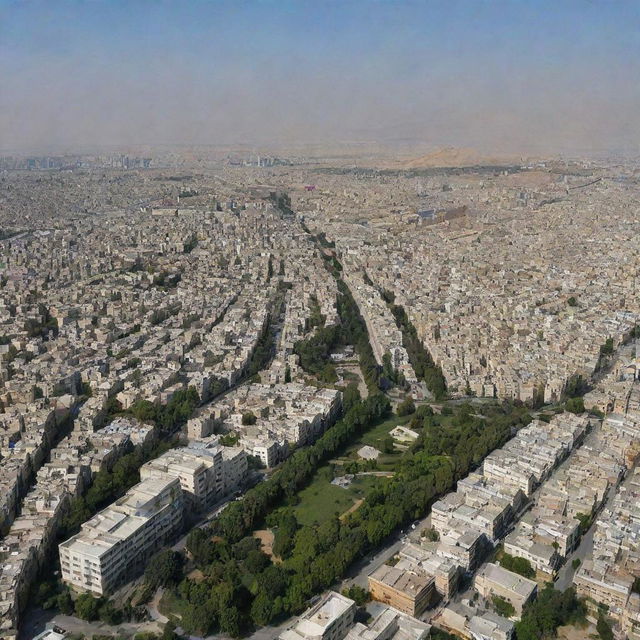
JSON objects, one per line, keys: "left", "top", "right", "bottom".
{"left": 395, "top": 147, "right": 520, "bottom": 168}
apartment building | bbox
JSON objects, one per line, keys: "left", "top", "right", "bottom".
{"left": 140, "top": 442, "right": 247, "bottom": 512}
{"left": 345, "top": 605, "right": 430, "bottom": 640}
{"left": 438, "top": 601, "right": 515, "bottom": 640}
{"left": 368, "top": 564, "right": 435, "bottom": 617}
{"left": 59, "top": 476, "right": 183, "bottom": 595}
{"left": 280, "top": 591, "right": 356, "bottom": 640}
{"left": 140, "top": 446, "right": 222, "bottom": 512}
{"left": 474, "top": 563, "right": 537, "bottom": 618}
{"left": 398, "top": 542, "right": 462, "bottom": 598}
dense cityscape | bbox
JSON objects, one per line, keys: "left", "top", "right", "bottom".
{"left": 0, "top": 147, "right": 637, "bottom": 640}
{"left": 2, "top": 2, "right": 640, "bottom": 640}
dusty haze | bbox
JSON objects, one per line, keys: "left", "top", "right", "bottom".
{"left": 1, "top": 0, "right": 639, "bottom": 156}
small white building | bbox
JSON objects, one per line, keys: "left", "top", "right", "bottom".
{"left": 358, "top": 445, "right": 381, "bottom": 460}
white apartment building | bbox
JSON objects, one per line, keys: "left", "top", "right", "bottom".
{"left": 140, "top": 442, "right": 247, "bottom": 511}
{"left": 59, "top": 476, "right": 183, "bottom": 595}
{"left": 242, "top": 437, "right": 282, "bottom": 468}
{"left": 280, "top": 591, "right": 356, "bottom": 640}
{"left": 345, "top": 605, "right": 430, "bottom": 640}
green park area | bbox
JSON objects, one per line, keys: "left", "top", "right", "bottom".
{"left": 344, "top": 412, "right": 411, "bottom": 451}
{"left": 290, "top": 412, "right": 418, "bottom": 526}
{"left": 291, "top": 465, "right": 385, "bottom": 526}
{"left": 147, "top": 395, "right": 535, "bottom": 637}
{"left": 289, "top": 404, "right": 497, "bottom": 527}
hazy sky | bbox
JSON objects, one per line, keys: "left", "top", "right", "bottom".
{"left": 1, "top": 0, "right": 639, "bottom": 154}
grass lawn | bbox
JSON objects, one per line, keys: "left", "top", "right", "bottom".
{"left": 344, "top": 413, "right": 413, "bottom": 452}
{"left": 289, "top": 413, "right": 419, "bottom": 527}
{"left": 159, "top": 588, "right": 185, "bottom": 619}
{"left": 327, "top": 413, "right": 415, "bottom": 471}
{"left": 292, "top": 465, "right": 385, "bottom": 526}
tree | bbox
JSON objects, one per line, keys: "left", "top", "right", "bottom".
{"left": 422, "top": 527, "right": 439, "bottom": 542}
{"left": 161, "top": 621, "right": 179, "bottom": 640}
{"left": 597, "top": 614, "right": 614, "bottom": 640}
{"left": 272, "top": 511, "right": 299, "bottom": 559}
{"left": 320, "top": 363, "right": 338, "bottom": 383}
{"left": 56, "top": 589, "right": 74, "bottom": 615}
{"left": 145, "top": 550, "right": 184, "bottom": 588}
{"left": 500, "top": 552, "right": 535, "bottom": 579}
{"left": 185, "top": 528, "right": 215, "bottom": 565}
{"left": 99, "top": 601, "right": 123, "bottom": 625}
{"left": 219, "top": 606, "right": 241, "bottom": 637}
{"left": 567, "top": 296, "right": 578, "bottom": 307}
{"left": 565, "top": 397, "right": 585, "bottom": 414}
{"left": 600, "top": 337, "right": 614, "bottom": 357}
{"left": 382, "top": 352, "right": 396, "bottom": 383}
{"left": 245, "top": 549, "right": 270, "bottom": 574}
{"left": 381, "top": 436, "right": 395, "bottom": 454}
{"left": 242, "top": 411, "right": 257, "bottom": 426}
{"left": 492, "top": 595, "right": 515, "bottom": 618}
{"left": 251, "top": 591, "right": 275, "bottom": 626}
{"left": 397, "top": 397, "right": 416, "bottom": 416}
{"left": 515, "top": 586, "right": 584, "bottom": 640}
{"left": 181, "top": 604, "right": 214, "bottom": 635}
{"left": 575, "top": 512, "right": 592, "bottom": 534}
{"left": 342, "top": 382, "right": 361, "bottom": 413}
{"left": 74, "top": 593, "right": 101, "bottom": 621}
{"left": 61, "top": 496, "right": 91, "bottom": 536}
{"left": 342, "top": 585, "right": 370, "bottom": 606}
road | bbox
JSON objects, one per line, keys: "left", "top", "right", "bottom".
{"left": 340, "top": 537, "right": 404, "bottom": 590}
{"left": 554, "top": 522, "right": 595, "bottom": 592}
{"left": 338, "top": 514, "right": 433, "bottom": 591}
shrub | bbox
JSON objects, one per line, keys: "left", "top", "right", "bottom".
{"left": 242, "top": 411, "right": 257, "bottom": 426}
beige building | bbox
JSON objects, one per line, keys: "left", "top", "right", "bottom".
{"left": 474, "top": 563, "right": 537, "bottom": 618}
{"left": 140, "top": 442, "right": 247, "bottom": 512}
{"left": 368, "top": 564, "right": 435, "bottom": 617}
{"left": 345, "top": 605, "right": 430, "bottom": 640}
{"left": 438, "top": 601, "right": 514, "bottom": 640}
{"left": 59, "top": 476, "right": 183, "bottom": 595}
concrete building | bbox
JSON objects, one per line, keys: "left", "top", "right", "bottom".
{"left": 59, "top": 476, "right": 183, "bottom": 595}
{"left": 438, "top": 601, "right": 514, "bottom": 640}
{"left": 474, "top": 563, "right": 537, "bottom": 618}
{"left": 140, "top": 441, "right": 247, "bottom": 512}
{"left": 345, "top": 605, "right": 430, "bottom": 640}
{"left": 368, "top": 564, "right": 435, "bottom": 617}
{"left": 279, "top": 591, "right": 356, "bottom": 640}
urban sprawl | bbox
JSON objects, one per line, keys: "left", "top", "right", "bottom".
{"left": 0, "top": 149, "right": 638, "bottom": 640}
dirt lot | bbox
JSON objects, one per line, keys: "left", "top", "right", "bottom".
{"left": 254, "top": 529, "right": 279, "bottom": 561}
